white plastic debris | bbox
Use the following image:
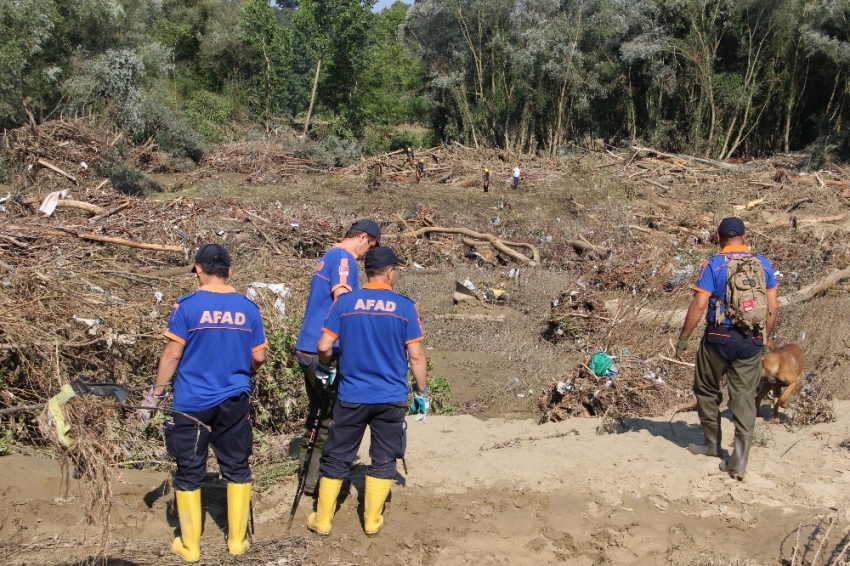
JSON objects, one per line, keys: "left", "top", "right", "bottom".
{"left": 246, "top": 282, "right": 292, "bottom": 317}
{"left": 80, "top": 161, "right": 88, "bottom": 170}
{"left": 154, "top": 291, "right": 163, "bottom": 304}
{"left": 73, "top": 314, "right": 101, "bottom": 335}
{"left": 38, "top": 190, "right": 71, "bottom": 216}
{"left": 413, "top": 262, "right": 424, "bottom": 269}
{"left": 72, "top": 314, "right": 100, "bottom": 327}
{"left": 461, "top": 279, "right": 475, "bottom": 290}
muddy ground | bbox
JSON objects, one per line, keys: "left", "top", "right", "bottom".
{"left": 3, "top": 152, "right": 850, "bottom": 564}
{"left": 2, "top": 404, "right": 850, "bottom": 565}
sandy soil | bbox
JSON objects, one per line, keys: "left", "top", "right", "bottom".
{"left": 3, "top": 402, "right": 849, "bottom": 565}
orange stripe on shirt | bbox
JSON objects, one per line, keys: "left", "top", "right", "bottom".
{"left": 322, "top": 328, "right": 339, "bottom": 340}
{"left": 405, "top": 336, "right": 426, "bottom": 345}
{"left": 252, "top": 341, "right": 267, "bottom": 353}
{"left": 693, "top": 287, "right": 711, "bottom": 296}
{"left": 163, "top": 330, "right": 186, "bottom": 345}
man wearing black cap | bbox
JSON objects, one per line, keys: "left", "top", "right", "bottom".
{"left": 148, "top": 244, "right": 267, "bottom": 561}
{"left": 294, "top": 219, "right": 381, "bottom": 495}
{"left": 306, "top": 246, "right": 428, "bottom": 537}
{"left": 675, "top": 218, "right": 779, "bottom": 480}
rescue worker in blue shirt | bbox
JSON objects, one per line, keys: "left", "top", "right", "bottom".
{"left": 145, "top": 244, "right": 266, "bottom": 561}
{"left": 307, "top": 246, "right": 429, "bottom": 537}
{"left": 675, "top": 217, "right": 779, "bottom": 480}
{"left": 294, "top": 219, "right": 381, "bottom": 495}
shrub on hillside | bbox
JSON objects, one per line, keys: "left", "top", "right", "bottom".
{"left": 310, "top": 135, "right": 362, "bottom": 168}
{"left": 138, "top": 96, "right": 206, "bottom": 162}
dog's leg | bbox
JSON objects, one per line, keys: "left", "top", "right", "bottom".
{"left": 755, "top": 382, "right": 769, "bottom": 417}
{"left": 770, "top": 385, "right": 782, "bottom": 423}
{"left": 778, "top": 379, "right": 799, "bottom": 409}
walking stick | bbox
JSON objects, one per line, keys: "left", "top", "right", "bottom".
{"left": 284, "top": 383, "right": 332, "bottom": 532}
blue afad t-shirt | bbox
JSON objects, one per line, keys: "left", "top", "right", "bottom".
{"left": 693, "top": 245, "right": 778, "bottom": 326}
{"left": 295, "top": 246, "right": 359, "bottom": 353}
{"left": 164, "top": 285, "right": 266, "bottom": 412}
{"left": 322, "top": 283, "right": 424, "bottom": 404}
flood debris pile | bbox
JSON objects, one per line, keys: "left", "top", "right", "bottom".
{"left": 537, "top": 353, "right": 693, "bottom": 424}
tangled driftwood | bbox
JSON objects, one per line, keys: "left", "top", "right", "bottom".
{"left": 405, "top": 226, "right": 540, "bottom": 266}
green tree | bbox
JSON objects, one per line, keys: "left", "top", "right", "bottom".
{"left": 240, "top": 0, "right": 292, "bottom": 121}
{"left": 294, "top": 0, "right": 376, "bottom": 137}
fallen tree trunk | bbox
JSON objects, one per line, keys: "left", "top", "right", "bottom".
{"left": 25, "top": 199, "right": 107, "bottom": 216}
{"left": 606, "top": 265, "right": 850, "bottom": 326}
{"left": 4, "top": 224, "right": 184, "bottom": 253}
{"left": 407, "top": 226, "right": 540, "bottom": 266}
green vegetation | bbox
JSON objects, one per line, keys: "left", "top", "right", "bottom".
{"left": 2, "top": 0, "right": 850, "bottom": 161}
{"left": 254, "top": 320, "right": 303, "bottom": 431}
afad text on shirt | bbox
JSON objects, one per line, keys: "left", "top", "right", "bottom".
{"left": 354, "top": 298, "right": 396, "bottom": 312}
{"left": 199, "top": 310, "right": 247, "bottom": 325}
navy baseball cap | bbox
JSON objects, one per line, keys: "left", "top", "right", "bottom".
{"left": 364, "top": 246, "right": 408, "bottom": 270}
{"left": 350, "top": 219, "right": 382, "bottom": 245}
{"left": 194, "top": 243, "right": 231, "bottom": 267}
{"left": 718, "top": 217, "right": 746, "bottom": 239}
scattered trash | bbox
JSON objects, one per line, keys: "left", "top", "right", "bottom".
{"left": 38, "top": 190, "right": 71, "bottom": 216}
{"left": 461, "top": 279, "right": 475, "bottom": 290}
{"left": 413, "top": 262, "right": 424, "bottom": 269}
{"left": 588, "top": 351, "right": 614, "bottom": 376}
{"left": 154, "top": 291, "right": 163, "bottom": 304}
{"left": 484, "top": 288, "right": 505, "bottom": 303}
{"left": 246, "top": 282, "right": 291, "bottom": 317}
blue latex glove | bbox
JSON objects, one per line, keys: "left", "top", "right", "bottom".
{"left": 410, "top": 386, "right": 430, "bottom": 422}
{"left": 314, "top": 363, "right": 336, "bottom": 388}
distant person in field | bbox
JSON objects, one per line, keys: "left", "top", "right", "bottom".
{"left": 147, "top": 244, "right": 266, "bottom": 561}
{"left": 406, "top": 147, "right": 415, "bottom": 166}
{"left": 483, "top": 168, "right": 490, "bottom": 192}
{"left": 416, "top": 159, "right": 425, "bottom": 183}
{"left": 675, "top": 217, "right": 779, "bottom": 481}
{"left": 513, "top": 164, "right": 521, "bottom": 189}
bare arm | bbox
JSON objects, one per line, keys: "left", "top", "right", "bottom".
{"left": 251, "top": 347, "right": 266, "bottom": 373}
{"left": 153, "top": 340, "right": 184, "bottom": 396}
{"left": 317, "top": 332, "right": 335, "bottom": 365}
{"left": 406, "top": 341, "right": 428, "bottom": 392}
{"left": 677, "top": 292, "right": 710, "bottom": 359}
{"left": 764, "top": 291, "right": 779, "bottom": 340}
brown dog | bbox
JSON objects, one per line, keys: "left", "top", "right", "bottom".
{"left": 755, "top": 339, "right": 806, "bottom": 423}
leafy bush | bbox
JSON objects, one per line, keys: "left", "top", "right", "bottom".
{"left": 97, "top": 161, "right": 162, "bottom": 197}
{"left": 309, "top": 135, "right": 362, "bottom": 168}
{"left": 138, "top": 95, "right": 206, "bottom": 162}
{"left": 185, "top": 90, "right": 236, "bottom": 143}
{"left": 388, "top": 130, "right": 419, "bottom": 152}
{"left": 252, "top": 321, "right": 305, "bottom": 432}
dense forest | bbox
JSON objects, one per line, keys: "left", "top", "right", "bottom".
{"left": 2, "top": 0, "right": 850, "bottom": 164}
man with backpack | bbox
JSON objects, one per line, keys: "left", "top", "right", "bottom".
{"left": 675, "top": 217, "right": 779, "bottom": 480}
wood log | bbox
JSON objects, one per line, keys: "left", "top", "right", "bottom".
{"left": 631, "top": 145, "right": 740, "bottom": 171}
{"left": 4, "top": 224, "right": 183, "bottom": 253}
{"left": 143, "top": 266, "right": 195, "bottom": 278}
{"left": 24, "top": 199, "right": 106, "bottom": 215}
{"left": 782, "top": 265, "right": 850, "bottom": 304}
{"left": 433, "top": 314, "right": 505, "bottom": 322}
{"left": 794, "top": 214, "right": 845, "bottom": 227}
{"left": 407, "top": 226, "right": 540, "bottom": 266}
{"left": 37, "top": 158, "right": 78, "bottom": 184}
{"left": 89, "top": 201, "right": 133, "bottom": 222}
{"left": 568, "top": 239, "right": 609, "bottom": 256}
{"left": 733, "top": 197, "right": 765, "bottom": 210}
{"left": 643, "top": 179, "right": 670, "bottom": 191}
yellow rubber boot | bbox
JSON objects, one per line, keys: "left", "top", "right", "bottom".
{"left": 226, "top": 482, "right": 252, "bottom": 555}
{"left": 306, "top": 477, "right": 343, "bottom": 535}
{"left": 171, "top": 489, "right": 202, "bottom": 562}
{"left": 363, "top": 476, "right": 393, "bottom": 536}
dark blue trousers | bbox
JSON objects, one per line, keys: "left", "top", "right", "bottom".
{"left": 320, "top": 400, "right": 407, "bottom": 480}
{"left": 166, "top": 393, "right": 253, "bottom": 491}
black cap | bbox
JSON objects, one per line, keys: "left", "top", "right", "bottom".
{"left": 718, "top": 217, "right": 746, "bottom": 239}
{"left": 195, "top": 244, "right": 231, "bottom": 267}
{"left": 350, "top": 219, "right": 382, "bottom": 245}
{"left": 364, "top": 246, "right": 408, "bottom": 270}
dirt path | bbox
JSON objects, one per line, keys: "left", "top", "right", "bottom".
{"left": 3, "top": 403, "right": 849, "bottom": 565}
